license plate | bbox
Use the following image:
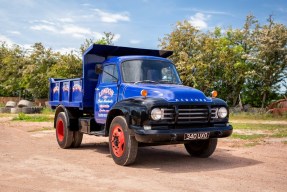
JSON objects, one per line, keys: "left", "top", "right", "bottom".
{"left": 184, "top": 132, "right": 210, "bottom": 140}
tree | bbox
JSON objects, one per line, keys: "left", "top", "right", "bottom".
{"left": 0, "top": 43, "right": 29, "bottom": 97}
{"left": 48, "top": 52, "right": 81, "bottom": 79}
{"left": 24, "top": 43, "right": 58, "bottom": 98}
{"left": 243, "top": 16, "right": 287, "bottom": 107}
{"left": 160, "top": 21, "right": 250, "bottom": 106}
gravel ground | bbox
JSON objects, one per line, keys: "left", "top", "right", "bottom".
{"left": 0, "top": 117, "right": 286, "bottom": 192}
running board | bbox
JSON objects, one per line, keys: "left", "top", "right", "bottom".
{"left": 79, "top": 117, "right": 105, "bottom": 135}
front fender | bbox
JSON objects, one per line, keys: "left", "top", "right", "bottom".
{"left": 107, "top": 99, "right": 147, "bottom": 130}
{"left": 107, "top": 97, "right": 168, "bottom": 132}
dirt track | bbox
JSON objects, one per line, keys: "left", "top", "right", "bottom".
{"left": 0, "top": 117, "right": 286, "bottom": 192}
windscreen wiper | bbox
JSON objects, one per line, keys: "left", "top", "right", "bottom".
{"left": 157, "top": 80, "right": 174, "bottom": 84}
{"left": 134, "top": 80, "right": 157, "bottom": 84}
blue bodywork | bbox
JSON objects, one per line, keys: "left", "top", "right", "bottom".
{"left": 49, "top": 44, "right": 233, "bottom": 166}
{"left": 49, "top": 44, "right": 218, "bottom": 125}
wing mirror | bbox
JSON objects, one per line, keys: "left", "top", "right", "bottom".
{"left": 95, "top": 64, "right": 103, "bottom": 74}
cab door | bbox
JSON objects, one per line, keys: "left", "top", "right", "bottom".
{"left": 95, "top": 64, "right": 119, "bottom": 124}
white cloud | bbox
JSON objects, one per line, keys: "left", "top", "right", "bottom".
{"left": 29, "top": 20, "right": 119, "bottom": 41}
{"left": 94, "top": 9, "right": 130, "bottom": 23}
{"left": 61, "top": 25, "right": 92, "bottom": 38}
{"left": 30, "top": 24, "right": 57, "bottom": 32}
{"left": 81, "top": 3, "right": 91, "bottom": 7}
{"left": 0, "top": 34, "right": 14, "bottom": 45}
{"left": 58, "top": 18, "right": 74, "bottom": 23}
{"left": 30, "top": 21, "right": 94, "bottom": 39}
{"left": 40, "top": 20, "right": 55, "bottom": 25}
{"left": 8, "top": 30, "right": 21, "bottom": 35}
{"left": 129, "top": 40, "right": 141, "bottom": 44}
{"left": 30, "top": 19, "right": 55, "bottom": 25}
{"left": 0, "top": 36, "right": 34, "bottom": 51}
{"left": 189, "top": 12, "right": 211, "bottom": 30}
{"left": 188, "top": 8, "right": 232, "bottom": 16}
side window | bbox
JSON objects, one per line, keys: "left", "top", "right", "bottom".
{"left": 102, "top": 65, "right": 118, "bottom": 83}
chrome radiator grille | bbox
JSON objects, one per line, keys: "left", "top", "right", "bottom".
{"left": 160, "top": 106, "right": 210, "bottom": 123}
{"left": 177, "top": 106, "right": 209, "bottom": 122}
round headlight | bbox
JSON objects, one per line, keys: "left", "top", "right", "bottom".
{"left": 218, "top": 107, "right": 228, "bottom": 118}
{"left": 151, "top": 108, "right": 162, "bottom": 120}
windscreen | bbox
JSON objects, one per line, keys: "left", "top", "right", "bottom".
{"left": 121, "top": 60, "right": 181, "bottom": 84}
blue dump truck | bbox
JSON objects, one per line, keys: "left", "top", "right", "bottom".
{"left": 49, "top": 44, "right": 233, "bottom": 166}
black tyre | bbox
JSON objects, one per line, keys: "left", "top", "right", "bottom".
{"left": 184, "top": 138, "right": 218, "bottom": 158}
{"left": 72, "top": 131, "right": 83, "bottom": 148}
{"left": 35, "top": 106, "right": 43, "bottom": 113}
{"left": 22, "top": 107, "right": 32, "bottom": 114}
{"left": 109, "top": 116, "right": 138, "bottom": 166}
{"left": 56, "top": 112, "right": 73, "bottom": 149}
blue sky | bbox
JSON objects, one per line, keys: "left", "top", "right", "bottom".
{"left": 0, "top": 0, "right": 287, "bottom": 53}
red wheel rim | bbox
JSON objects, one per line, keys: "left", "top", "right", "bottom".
{"left": 111, "top": 125, "right": 125, "bottom": 157}
{"left": 56, "top": 119, "right": 64, "bottom": 142}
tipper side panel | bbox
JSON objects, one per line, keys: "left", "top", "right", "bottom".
{"left": 49, "top": 78, "right": 83, "bottom": 108}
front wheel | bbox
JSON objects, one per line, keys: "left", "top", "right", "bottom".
{"left": 184, "top": 138, "right": 218, "bottom": 158}
{"left": 109, "top": 116, "right": 138, "bottom": 166}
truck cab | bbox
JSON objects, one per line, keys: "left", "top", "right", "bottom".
{"left": 49, "top": 44, "right": 233, "bottom": 166}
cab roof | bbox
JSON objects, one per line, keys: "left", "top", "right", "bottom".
{"left": 103, "top": 55, "right": 172, "bottom": 64}
{"left": 84, "top": 44, "right": 173, "bottom": 58}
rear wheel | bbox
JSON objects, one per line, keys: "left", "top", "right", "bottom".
{"left": 184, "top": 138, "right": 218, "bottom": 158}
{"left": 72, "top": 131, "right": 83, "bottom": 148}
{"left": 56, "top": 112, "right": 73, "bottom": 149}
{"left": 109, "top": 116, "right": 138, "bottom": 166}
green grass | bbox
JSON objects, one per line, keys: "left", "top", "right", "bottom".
{"left": 230, "top": 112, "right": 287, "bottom": 121}
{"left": 41, "top": 107, "right": 54, "bottom": 115}
{"left": 231, "top": 133, "right": 268, "bottom": 140}
{"left": 12, "top": 113, "right": 53, "bottom": 122}
{"left": 231, "top": 122, "right": 287, "bottom": 142}
{"left": 232, "top": 123, "right": 287, "bottom": 131}
{"left": 0, "top": 113, "right": 16, "bottom": 117}
{"left": 271, "top": 130, "right": 287, "bottom": 138}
